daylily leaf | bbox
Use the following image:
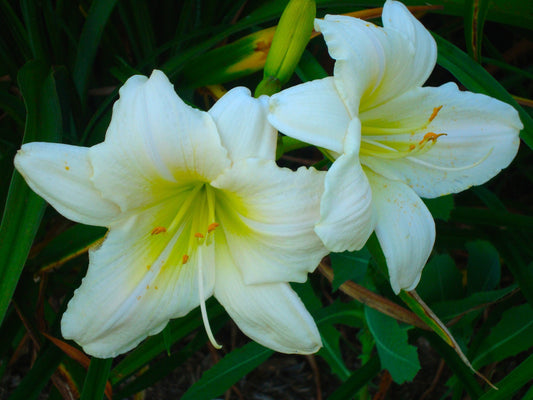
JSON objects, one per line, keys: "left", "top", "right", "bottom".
{"left": 478, "top": 353, "right": 533, "bottom": 400}
{"left": 472, "top": 304, "right": 533, "bottom": 369}
{"left": 430, "top": 285, "right": 517, "bottom": 320}
{"left": 181, "top": 342, "right": 274, "bottom": 400}
{"left": 464, "top": 0, "right": 489, "bottom": 61}
{"left": 73, "top": 0, "right": 119, "bottom": 100}
{"left": 80, "top": 357, "right": 113, "bottom": 400}
{"left": 0, "top": 60, "right": 62, "bottom": 326}
{"left": 328, "top": 356, "right": 381, "bottom": 400}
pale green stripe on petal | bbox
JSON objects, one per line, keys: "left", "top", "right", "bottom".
{"left": 61, "top": 195, "right": 215, "bottom": 358}
{"left": 212, "top": 158, "right": 327, "bottom": 285}
{"left": 360, "top": 83, "right": 522, "bottom": 198}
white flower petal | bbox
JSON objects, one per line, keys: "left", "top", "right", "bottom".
{"left": 360, "top": 83, "right": 522, "bottom": 198}
{"left": 14, "top": 142, "right": 120, "bottom": 226}
{"left": 367, "top": 170, "right": 435, "bottom": 294}
{"left": 381, "top": 0, "right": 437, "bottom": 89}
{"left": 268, "top": 77, "right": 349, "bottom": 153}
{"left": 315, "top": 9, "right": 435, "bottom": 112}
{"left": 61, "top": 199, "right": 215, "bottom": 358}
{"left": 209, "top": 87, "right": 277, "bottom": 161}
{"left": 211, "top": 159, "right": 327, "bottom": 284}
{"left": 315, "top": 120, "right": 374, "bottom": 252}
{"left": 214, "top": 237, "right": 321, "bottom": 354}
{"left": 90, "top": 70, "right": 230, "bottom": 211}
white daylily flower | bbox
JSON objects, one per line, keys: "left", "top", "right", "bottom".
{"left": 15, "top": 70, "right": 328, "bottom": 358}
{"left": 268, "top": 0, "right": 522, "bottom": 294}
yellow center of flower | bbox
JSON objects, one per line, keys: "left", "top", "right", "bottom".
{"left": 359, "top": 105, "right": 447, "bottom": 159}
{"left": 149, "top": 183, "right": 225, "bottom": 349}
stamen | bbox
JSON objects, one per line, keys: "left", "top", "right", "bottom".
{"left": 194, "top": 232, "right": 205, "bottom": 239}
{"left": 196, "top": 246, "right": 222, "bottom": 349}
{"left": 419, "top": 132, "right": 447, "bottom": 146}
{"left": 207, "top": 222, "right": 219, "bottom": 233}
{"left": 151, "top": 226, "right": 167, "bottom": 235}
{"left": 428, "top": 105, "right": 443, "bottom": 122}
{"left": 182, "top": 254, "right": 189, "bottom": 264}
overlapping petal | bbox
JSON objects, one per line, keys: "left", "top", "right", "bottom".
{"left": 360, "top": 83, "right": 523, "bottom": 198}
{"left": 315, "top": 2, "right": 436, "bottom": 113}
{"left": 315, "top": 120, "right": 374, "bottom": 252}
{"left": 61, "top": 199, "right": 215, "bottom": 358}
{"left": 269, "top": 77, "right": 350, "bottom": 153}
{"left": 381, "top": 0, "right": 437, "bottom": 90}
{"left": 214, "top": 234, "right": 321, "bottom": 354}
{"left": 367, "top": 170, "right": 435, "bottom": 294}
{"left": 211, "top": 158, "right": 327, "bottom": 284}
{"left": 90, "top": 70, "right": 231, "bottom": 211}
{"left": 209, "top": 87, "right": 277, "bottom": 161}
{"left": 14, "top": 142, "right": 120, "bottom": 226}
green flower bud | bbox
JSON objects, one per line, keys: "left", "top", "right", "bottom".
{"left": 256, "top": 0, "right": 316, "bottom": 96}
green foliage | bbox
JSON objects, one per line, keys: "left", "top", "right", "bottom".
{"left": 330, "top": 248, "right": 370, "bottom": 290}
{"left": 181, "top": 342, "right": 274, "bottom": 400}
{"left": 0, "top": 0, "right": 531, "bottom": 399}
{"left": 365, "top": 306, "right": 421, "bottom": 383}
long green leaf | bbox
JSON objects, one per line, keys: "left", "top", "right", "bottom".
{"left": 478, "top": 353, "right": 533, "bottom": 400}
{"left": 80, "top": 358, "right": 113, "bottom": 400}
{"left": 464, "top": 0, "right": 489, "bottom": 61}
{"left": 0, "top": 61, "right": 61, "bottom": 326}
{"left": 472, "top": 304, "right": 533, "bottom": 369}
{"left": 422, "top": 331, "right": 484, "bottom": 399}
{"left": 328, "top": 356, "right": 381, "bottom": 400}
{"left": 181, "top": 342, "right": 274, "bottom": 400}
{"left": 434, "top": 33, "right": 533, "bottom": 149}
{"left": 20, "top": 0, "right": 49, "bottom": 62}
{"left": 8, "top": 345, "right": 64, "bottom": 400}
{"left": 111, "top": 301, "right": 226, "bottom": 384}
{"left": 72, "top": 0, "right": 118, "bottom": 100}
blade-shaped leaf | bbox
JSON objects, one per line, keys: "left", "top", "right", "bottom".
{"left": 0, "top": 61, "right": 62, "bottom": 326}
{"left": 181, "top": 342, "right": 274, "bottom": 400}
{"left": 80, "top": 358, "right": 113, "bottom": 400}
{"left": 473, "top": 304, "right": 533, "bottom": 369}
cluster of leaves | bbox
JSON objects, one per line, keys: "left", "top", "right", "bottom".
{"left": 0, "top": 0, "right": 532, "bottom": 399}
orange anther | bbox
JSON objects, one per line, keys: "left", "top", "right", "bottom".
{"left": 428, "top": 105, "right": 443, "bottom": 122}
{"left": 151, "top": 226, "right": 167, "bottom": 235}
{"left": 194, "top": 232, "right": 204, "bottom": 239}
{"left": 182, "top": 254, "right": 190, "bottom": 264}
{"left": 207, "top": 222, "right": 220, "bottom": 233}
{"left": 65, "top": 166, "right": 70, "bottom": 171}
{"left": 409, "top": 144, "right": 416, "bottom": 151}
{"left": 419, "top": 132, "right": 447, "bottom": 145}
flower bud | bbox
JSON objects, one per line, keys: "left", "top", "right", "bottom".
{"left": 256, "top": 0, "right": 316, "bottom": 96}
